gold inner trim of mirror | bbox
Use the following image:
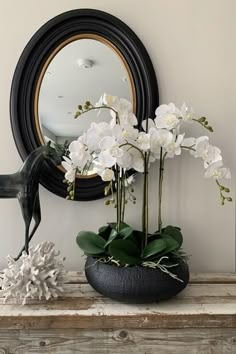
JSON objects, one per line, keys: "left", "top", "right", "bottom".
{"left": 34, "top": 33, "right": 136, "bottom": 179}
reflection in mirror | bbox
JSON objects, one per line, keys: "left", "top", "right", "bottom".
{"left": 38, "top": 37, "right": 134, "bottom": 156}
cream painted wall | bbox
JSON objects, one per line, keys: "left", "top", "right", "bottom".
{"left": 0, "top": 0, "right": 235, "bottom": 272}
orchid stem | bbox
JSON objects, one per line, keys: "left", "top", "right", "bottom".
{"left": 121, "top": 170, "right": 126, "bottom": 223}
{"left": 158, "top": 148, "right": 166, "bottom": 233}
{"left": 116, "top": 166, "right": 121, "bottom": 232}
{"left": 143, "top": 153, "right": 149, "bottom": 247}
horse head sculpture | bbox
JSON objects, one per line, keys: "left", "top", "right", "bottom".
{"left": 0, "top": 142, "right": 62, "bottom": 260}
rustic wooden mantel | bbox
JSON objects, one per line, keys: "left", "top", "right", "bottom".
{"left": 0, "top": 271, "right": 235, "bottom": 353}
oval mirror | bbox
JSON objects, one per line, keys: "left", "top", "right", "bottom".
{"left": 10, "top": 9, "right": 159, "bottom": 200}
{"left": 37, "top": 35, "right": 135, "bottom": 176}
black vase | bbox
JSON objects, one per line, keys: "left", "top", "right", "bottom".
{"left": 85, "top": 256, "right": 189, "bottom": 303}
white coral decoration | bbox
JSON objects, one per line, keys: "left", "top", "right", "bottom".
{"left": 0, "top": 242, "right": 65, "bottom": 305}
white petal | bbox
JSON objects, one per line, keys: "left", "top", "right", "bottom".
{"left": 61, "top": 161, "right": 72, "bottom": 172}
{"left": 101, "top": 168, "right": 114, "bottom": 181}
{"left": 99, "top": 136, "right": 116, "bottom": 150}
{"left": 127, "top": 112, "right": 138, "bottom": 126}
{"left": 182, "top": 137, "right": 196, "bottom": 147}
{"left": 65, "top": 169, "right": 76, "bottom": 183}
{"left": 142, "top": 118, "right": 155, "bottom": 132}
{"left": 99, "top": 151, "right": 116, "bottom": 168}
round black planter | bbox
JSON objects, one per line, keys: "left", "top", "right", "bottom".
{"left": 85, "top": 256, "right": 189, "bottom": 303}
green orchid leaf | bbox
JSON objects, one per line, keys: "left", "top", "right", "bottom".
{"left": 98, "top": 225, "right": 112, "bottom": 240}
{"left": 133, "top": 230, "right": 145, "bottom": 247}
{"left": 108, "top": 222, "right": 117, "bottom": 229}
{"left": 76, "top": 231, "right": 106, "bottom": 255}
{"left": 105, "top": 228, "right": 118, "bottom": 247}
{"left": 119, "top": 223, "right": 133, "bottom": 239}
{"left": 98, "top": 226, "right": 108, "bottom": 234}
{"left": 109, "top": 239, "right": 141, "bottom": 265}
{"left": 162, "top": 226, "right": 183, "bottom": 247}
{"left": 161, "top": 234, "right": 180, "bottom": 253}
{"left": 142, "top": 238, "right": 168, "bottom": 259}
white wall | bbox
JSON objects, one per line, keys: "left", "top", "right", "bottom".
{"left": 0, "top": 0, "right": 235, "bottom": 272}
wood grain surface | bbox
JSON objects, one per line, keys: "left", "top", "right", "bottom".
{"left": 0, "top": 271, "right": 235, "bottom": 353}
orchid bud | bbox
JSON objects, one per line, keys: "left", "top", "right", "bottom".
{"left": 224, "top": 188, "right": 230, "bottom": 193}
{"left": 199, "top": 117, "right": 206, "bottom": 122}
{"left": 227, "top": 197, "right": 232, "bottom": 202}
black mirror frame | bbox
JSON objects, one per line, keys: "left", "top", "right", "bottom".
{"left": 10, "top": 9, "right": 159, "bottom": 201}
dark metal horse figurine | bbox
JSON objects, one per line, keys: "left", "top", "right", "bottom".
{"left": 0, "top": 144, "right": 61, "bottom": 260}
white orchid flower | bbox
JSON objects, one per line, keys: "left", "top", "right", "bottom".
{"left": 85, "top": 122, "right": 112, "bottom": 151}
{"left": 154, "top": 103, "right": 181, "bottom": 131}
{"left": 96, "top": 93, "right": 118, "bottom": 107}
{"left": 165, "top": 134, "right": 185, "bottom": 158}
{"left": 191, "top": 136, "right": 209, "bottom": 158}
{"left": 101, "top": 168, "right": 115, "bottom": 182}
{"left": 114, "top": 97, "right": 132, "bottom": 114}
{"left": 129, "top": 148, "right": 144, "bottom": 172}
{"left": 68, "top": 141, "right": 91, "bottom": 169}
{"left": 155, "top": 103, "right": 181, "bottom": 118}
{"left": 204, "top": 161, "right": 231, "bottom": 179}
{"left": 202, "top": 145, "right": 222, "bottom": 168}
{"left": 93, "top": 162, "right": 114, "bottom": 182}
{"left": 180, "top": 103, "right": 194, "bottom": 122}
{"left": 190, "top": 136, "right": 222, "bottom": 166}
{"left": 65, "top": 169, "right": 76, "bottom": 183}
{"left": 110, "top": 110, "right": 138, "bottom": 128}
{"left": 155, "top": 113, "right": 180, "bottom": 131}
{"left": 137, "top": 132, "right": 151, "bottom": 151}
{"left": 98, "top": 136, "right": 132, "bottom": 169}
{"left": 122, "top": 124, "right": 139, "bottom": 140}
{"left": 107, "top": 97, "right": 137, "bottom": 127}
{"left": 62, "top": 156, "right": 77, "bottom": 183}
{"left": 117, "top": 150, "right": 133, "bottom": 169}
{"left": 99, "top": 136, "right": 117, "bottom": 150}
{"left": 112, "top": 124, "right": 138, "bottom": 143}
{"left": 150, "top": 128, "right": 174, "bottom": 154}
{"left": 98, "top": 150, "right": 117, "bottom": 168}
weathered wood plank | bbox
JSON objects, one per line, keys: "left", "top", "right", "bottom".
{"left": 2, "top": 283, "right": 236, "bottom": 301}
{"left": 0, "top": 328, "right": 235, "bottom": 354}
{"left": 62, "top": 271, "right": 87, "bottom": 284}
{"left": 63, "top": 271, "right": 236, "bottom": 284}
{"left": 0, "top": 312, "right": 235, "bottom": 330}
{"left": 191, "top": 272, "right": 236, "bottom": 284}
{"left": 0, "top": 272, "right": 236, "bottom": 331}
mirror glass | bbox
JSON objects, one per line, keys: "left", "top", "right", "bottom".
{"left": 37, "top": 37, "right": 134, "bottom": 155}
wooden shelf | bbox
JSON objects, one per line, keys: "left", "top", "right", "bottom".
{"left": 0, "top": 271, "right": 235, "bottom": 353}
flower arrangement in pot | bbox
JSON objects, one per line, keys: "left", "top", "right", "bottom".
{"left": 62, "top": 94, "right": 232, "bottom": 303}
